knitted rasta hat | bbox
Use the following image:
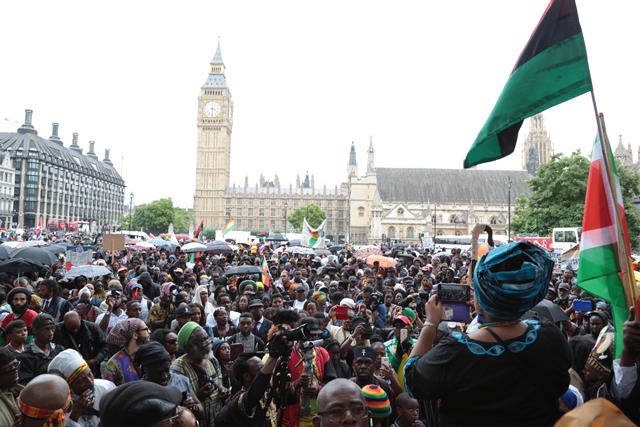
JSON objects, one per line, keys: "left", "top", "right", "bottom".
{"left": 361, "top": 384, "right": 392, "bottom": 418}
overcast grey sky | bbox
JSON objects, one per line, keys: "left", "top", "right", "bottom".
{"left": 1, "top": 1, "right": 638, "bottom": 209}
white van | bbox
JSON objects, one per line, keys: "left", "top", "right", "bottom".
{"left": 552, "top": 227, "right": 581, "bottom": 254}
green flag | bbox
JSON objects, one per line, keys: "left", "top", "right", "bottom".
{"left": 464, "top": 0, "right": 592, "bottom": 169}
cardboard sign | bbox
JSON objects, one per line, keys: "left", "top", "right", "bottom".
{"left": 102, "top": 234, "right": 125, "bottom": 252}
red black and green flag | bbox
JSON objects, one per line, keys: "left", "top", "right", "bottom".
{"left": 194, "top": 220, "right": 204, "bottom": 238}
{"left": 464, "top": 0, "right": 592, "bottom": 168}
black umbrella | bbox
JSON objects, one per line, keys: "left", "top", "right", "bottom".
{"left": 11, "top": 247, "right": 58, "bottom": 265}
{"left": 205, "top": 241, "right": 234, "bottom": 255}
{"left": 225, "top": 265, "right": 261, "bottom": 276}
{"left": 329, "top": 245, "right": 344, "bottom": 253}
{"left": 44, "top": 244, "right": 67, "bottom": 256}
{"left": 397, "top": 253, "right": 415, "bottom": 263}
{"left": 0, "top": 258, "right": 44, "bottom": 275}
{"left": 0, "top": 245, "right": 10, "bottom": 261}
{"left": 525, "top": 299, "right": 569, "bottom": 323}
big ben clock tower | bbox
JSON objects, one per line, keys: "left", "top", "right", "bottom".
{"left": 194, "top": 41, "right": 233, "bottom": 229}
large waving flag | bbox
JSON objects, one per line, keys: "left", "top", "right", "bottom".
{"left": 222, "top": 218, "right": 235, "bottom": 237}
{"left": 577, "top": 130, "right": 636, "bottom": 357}
{"left": 302, "top": 217, "right": 326, "bottom": 248}
{"left": 464, "top": 0, "right": 592, "bottom": 168}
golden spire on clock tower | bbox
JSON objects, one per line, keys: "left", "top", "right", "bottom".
{"left": 193, "top": 40, "right": 234, "bottom": 229}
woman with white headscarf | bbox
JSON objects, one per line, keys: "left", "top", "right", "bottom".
{"left": 192, "top": 285, "right": 214, "bottom": 317}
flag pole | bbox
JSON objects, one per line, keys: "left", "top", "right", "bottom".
{"left": 589, "top": 90, "right": 638, "bottom": 309}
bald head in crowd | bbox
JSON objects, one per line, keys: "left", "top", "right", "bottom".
{"left": 63, "top": 311, "right": 82, "bottom": 334}
{"left": 19, "top": 374, "right": 70, "bottom": 427}
{"left": 313, "top": 378, "right": 368, "bottom": 427}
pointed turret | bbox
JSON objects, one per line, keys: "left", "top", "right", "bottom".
{"left": 347, "top": 142, "right": 358, "bottom": 178}
{"left": 210, "top": 37, "right": 225, "bottom": 74}
{"left": 366, "top": 136, "right": 376, "bottom": 175}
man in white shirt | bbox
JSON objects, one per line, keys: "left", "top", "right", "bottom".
{"left": 292, "top": 284, "right": 308, "bottom": 312}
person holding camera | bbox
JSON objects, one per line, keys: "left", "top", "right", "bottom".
{"left": 278, "top": 316, "right": 337, "bottom": 427}
{"left": 96, "top": 289, "right": 127, "bottom": 334}
{"left": 214, "top": 353, "right": 280, "bottom": 426}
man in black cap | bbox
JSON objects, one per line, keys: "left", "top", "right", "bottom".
{"left": 350, "top": 345, "right": 394, "bottom": 404}
{"left": 250, "top": 299, "right": 272, "bottom": 342}
{"left": 17, "top": 313, "right": 64, "bottom": 384}
{"left": 173, "top": 303, "right": 193, "bottom": 333}
{"left": 100, "top": 381, "right": 198, "bottom": 427}
{"left": 133, "top": 341, "right": 202, "bottom": 418}
{"left": 0, "top": 348, "right": 21, "bottom": 426}
{"left": 227, "top": 313, "right": 265, "bottom": 353}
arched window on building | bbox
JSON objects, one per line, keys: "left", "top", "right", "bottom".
{"left": 406, "top": 227, "right": 414, "bottom": 239}
{"left": 388, "top": 226, "right": 396, "bottom": 238}
{"left": 358, "top": 206, "right": 365, "bottom": 217}
{"left": 397, "top": 207, "right": 404, "bottom": 217}
{"left": 490, "top": 216, "right": 498, "bottom": 225}
{"left": 449, "top": 214, "right": 460, "bottom": 224}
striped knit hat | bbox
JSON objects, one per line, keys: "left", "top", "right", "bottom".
{"left": 312, "top": 291, "right": 327, "bottom": 303}
{"left": 361, "top": 384, "right": 392, "bottom": 418}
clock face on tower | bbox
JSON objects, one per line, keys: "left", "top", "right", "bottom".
{"left": 203, "top": 101, "right": 221, "bottom": 117}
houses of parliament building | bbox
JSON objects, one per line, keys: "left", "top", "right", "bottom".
{"left": 193, "top": 44, "right": 547, "bottom": 244}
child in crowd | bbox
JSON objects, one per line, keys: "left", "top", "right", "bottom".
{"left": 390, "top": 393, "right": 425, "bottom": 427}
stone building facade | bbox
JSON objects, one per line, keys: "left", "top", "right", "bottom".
{"left": 193, "top": 44, "right": 530, "bottom": 244}
{"left": 0, "top": 151, "right": 15, "bottom": 228}
{"left": 0, "top": 110, "right": 125, "bottom": 229}
{"left": 193, "top": 43, "right": 349, "bottom": 240}
{"left": 347, "top": 143, "right": 530, "bottom": 244}
{"left": 522, "top": 114, "right": 553, "bottom": 175}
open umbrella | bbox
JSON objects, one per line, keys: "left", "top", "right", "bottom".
{"left": 527, "top": 299, "right": 569, "bottom": 323}
{"left": 225, "top": 265, "right": 262, "bottom": 276}
{"left": 396, "top": 253, "right": 415, "bottom": 264}
{"left": 181, "top": 242, "right": 207, "bottom": 253}
{"left": 64, "top": 264, "right": 112, "bottom": 279}
{"left": 205, "top": 241, "right": 234, "bottom": 255}
{"left": 365, "top": 255, "right": 397, "bottom": 268}
{"left": 354, "top": 245, "right": 382, "bottom": 258}
{"left": 11, "top": 247, "right": 58, "bottom": 265}
{"left": 266, "top": 232, "right": 288, "bottom": 242}
{"left": 44, "top": 244, "right": 68, "bottom": 256}
{"left": 288, "top": 239, "right": 303, "bottom": 247}
{"left": 148, "top": 238, "right": 178, "bottom": 251}
{"left": 0, "top": 245, "right": 10, "bottom": 261}
{"left": 287, "top": 246, "right": 315, "bottom": 255}
{"left": 329, "top": 245, "right": 345, "bottom": 253}
{"left": 0, "top": 258, "right": 44, "bottom": 275}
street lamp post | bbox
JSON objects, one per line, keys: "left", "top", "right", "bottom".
{"left": 284, "top": 201, "right": 289, "bottom": 236}
{"left": 507, "top": 177, "right": 512, "bottom": 241}
{"left": 129, "top": 193, "right": 134, "bottom": 232}
{"left": 433, "top": 203, "right": 438, "bottom": 237}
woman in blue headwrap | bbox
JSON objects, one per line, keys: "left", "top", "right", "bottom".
{"left": 404, "top": 241, "right": 571, "bottom": 427}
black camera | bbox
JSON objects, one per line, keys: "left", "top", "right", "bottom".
{"left": 267, "top": 324, "right": 312, "bottom": 358}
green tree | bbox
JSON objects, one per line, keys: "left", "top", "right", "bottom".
{"left": 173, "top": 207, "right": 194, "bottom": 234}
{"left": 512, "top": 152, "right": 640, "bottom": 249}
{"left": 118, "top": 198, "right": 195, "bottom": 236}
{"left": 288, "top": 204, "right": 326, "bottom": 232}
{"left": 201, "top": 228, "right": 217, "bottom": 240}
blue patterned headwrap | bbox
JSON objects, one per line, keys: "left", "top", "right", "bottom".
{"left": 474, "top": 241, "right": 553, "bottom": 320}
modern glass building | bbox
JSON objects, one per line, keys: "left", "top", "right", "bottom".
{"left": 0, "top": 109, "right": 125, "bottom": 229}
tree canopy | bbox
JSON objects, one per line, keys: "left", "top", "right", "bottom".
{"left": 121, "top": 198, "right": 193, "bottom": 235}
{"left": 288, "top": 204, "right": 326, "bottom": 231}
{"left": 512, "top": 151, "right": 640, "bottom": 249}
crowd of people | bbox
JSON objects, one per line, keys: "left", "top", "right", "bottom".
{"left": 0, "top": 235, "right": 638, "bottom": 426}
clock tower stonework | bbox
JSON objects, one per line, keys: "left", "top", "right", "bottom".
{"left": 194, "top": 41, "right": 233, "bottom": 229}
